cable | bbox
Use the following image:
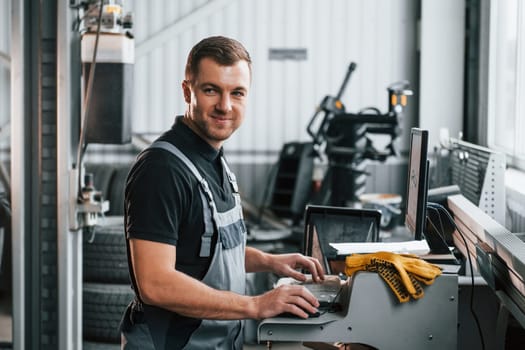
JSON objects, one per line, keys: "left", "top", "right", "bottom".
{"left": 75, "top": 0, "right": 104, "bottom": 200}
{"left": 426, "top": 202, "right": 486, "bottom": 350}
{"left": 428, "top": 203, "right": 485, "bottom": 350}
{"left": 425, "top": 206, "right": 450, "bottom": 248}
{"left": 433, "top": 206, "right": 447, "bottom": 242}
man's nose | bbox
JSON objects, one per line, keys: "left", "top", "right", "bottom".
{"left": 216, "top": 93, "right": 232, "bottom": 113}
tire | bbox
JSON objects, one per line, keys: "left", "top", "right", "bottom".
{"left": 107, "top": 165, "right": 129, "bottom": 216}
{"left": 83, "top": 218, "right": 129, "bottom": 284}
{"left": 83, "top": 282, "right": 134, "bottom": 343}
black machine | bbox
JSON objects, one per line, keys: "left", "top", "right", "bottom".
{"left": 307, "top": 62, "right": 412, "bottom": 207}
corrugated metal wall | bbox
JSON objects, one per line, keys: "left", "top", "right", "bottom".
{"left": 124, "top": 0, "right": 418, "bottom": 163}
{"left": 82, "top": 0, "right": 419, "bottom": 204}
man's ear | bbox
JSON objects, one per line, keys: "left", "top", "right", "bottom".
{"left": 182, "top": 80, "right": 191, "bottom": 104}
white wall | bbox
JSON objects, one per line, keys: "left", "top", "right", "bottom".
{"left": 125, "top": 0, "right": 419, "bottom": 163}
{"left": 419, "top": 0, "right": 465, "bottom": 150}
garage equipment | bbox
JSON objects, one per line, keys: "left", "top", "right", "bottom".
{"left": 307, "top": 63, "right": 412, "bottom": 207}
{"left": 70, "top": 0, "right": 134, "bottom": 231}
{"left": 258, "top": 268, "right": 458, "bottom": 349}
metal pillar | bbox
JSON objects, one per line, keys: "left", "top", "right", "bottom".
{"left": 11, "top": 1, "right": 81, "bottom": 349}
{"left": 10, "top": 0, "right": 27, "bottom": 347}
{"left": 57, "top": 1, "right": 82, "bottom": 349}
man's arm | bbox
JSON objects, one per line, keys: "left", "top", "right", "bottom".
{"left": 130, "top": 238, "right": 320, "bottom": 320}
{"left": 130, "top": 238, "right": 256, "bottom": 319}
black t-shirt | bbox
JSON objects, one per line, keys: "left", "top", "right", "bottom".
{"left": 125, "top": 115, "right": 237, "bottom": 279}
{"left": 124, "top": 116, "right": 240, "bottom": 348}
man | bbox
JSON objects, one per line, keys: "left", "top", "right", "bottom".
{"left": 120, "top": 36, "right": 324, "bottom": 349}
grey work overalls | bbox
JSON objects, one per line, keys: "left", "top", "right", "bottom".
{"left": 121, "top": 141, "right": 247, "bottom": 349}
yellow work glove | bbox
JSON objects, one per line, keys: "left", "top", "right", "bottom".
{"left": 344, "top": 253, "right": 420, "bottom": 302}
{"left": 374, "top": 261, "right": 424, "bottom": 302}
{"left": 344, "top": 251, "right": 442, "bottom": 303}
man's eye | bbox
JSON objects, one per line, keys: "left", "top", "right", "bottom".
{"left": 203, "top": 88, "right": 216, "bottom": 94}
{"left": 232, "top": 91, "right": 245, "bottom": 97}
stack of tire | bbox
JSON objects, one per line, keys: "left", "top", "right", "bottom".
{"left": 83, "top": 163, "right": 133, "bottom": 349}
{"left": 83, "top": 217, "right": 132, "bottom": 349}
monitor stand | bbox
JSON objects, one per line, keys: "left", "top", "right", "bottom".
{"left": 423, "top": 229, "right": 452, "bottom": 254}
{"left": 421, "top": 229, "right": 459, "bottom": 264}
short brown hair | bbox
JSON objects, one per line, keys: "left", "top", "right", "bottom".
{"left": 185, "top": 36, "right": 252, "bottom": 82}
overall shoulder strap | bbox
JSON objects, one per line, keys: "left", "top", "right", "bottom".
{"left": 220, "top": 157, "right": 239, "bottom": 193}
{"left": 149, "top": 141, "right": 216, "bottom": 257}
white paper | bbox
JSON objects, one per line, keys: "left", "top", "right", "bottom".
{"left": 329, "top": 239, "right": 431, "bottom": 255}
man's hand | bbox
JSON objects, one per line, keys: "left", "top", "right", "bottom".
{"left": 252, "top": 283, "right": 320, "bottom": 319}
{"left": 270, "top": 253, "right": 325, "bottom": 283}
{"left": 245, "top": 247, "right": 325, "bottom": 282}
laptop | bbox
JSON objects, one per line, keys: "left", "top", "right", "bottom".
{"left": 303, "top": 205, "right": 381, "bottom": 274}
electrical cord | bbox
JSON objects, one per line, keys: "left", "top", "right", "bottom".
{"left": 434, "top": 206, "right": 447, "bottom": 241}
{"left": 426, "top": 202, "right": 486, "bottom": 350}
{"left": 425, "top": 206, "right": 450, "bottom": 248}
{"left": 75, "top": 0, "right": 104, "bottom": 200}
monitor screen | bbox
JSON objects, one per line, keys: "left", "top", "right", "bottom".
{"left": 303, "top": 205, "right": 381, "bottom": 274}
{"left": 405, "top": 128, "right": 429, "bottom": 241}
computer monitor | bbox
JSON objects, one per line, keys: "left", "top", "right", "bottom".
{"left": 405, "top": 128, "right": 429, "bottom": 241}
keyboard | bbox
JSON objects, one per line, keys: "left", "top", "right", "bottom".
{"left": 302, "top": 280, "right": 342, "bottom": 305}
{"left": 275, "top": 276, "right": 343, "bottom": 305}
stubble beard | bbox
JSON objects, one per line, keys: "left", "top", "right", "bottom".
{"left": 195, "top": 114, "right": 236, "bottom": 146}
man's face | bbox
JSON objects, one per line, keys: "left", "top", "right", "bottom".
{"left": 182, "top": 57, "right": 251, "bottom": 149}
